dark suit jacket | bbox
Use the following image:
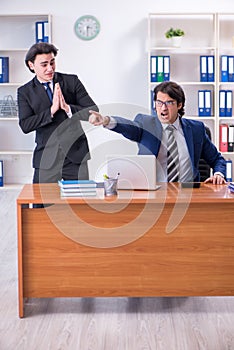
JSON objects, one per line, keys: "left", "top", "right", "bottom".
{"left": 111, "top": 113, "right": 226, "bottom": 181}
{"left": 18, "top": 72, "right": 98, "bottom": 169}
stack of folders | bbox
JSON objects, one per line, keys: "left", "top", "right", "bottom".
{"left": 219, "top": 124, "right": 234, "bottom": 152}
{"left": 150, "top": 56, "right": 170, "bottom": 82}
{"left": 220, "top": 55, "right": 234, "bottom": 82}
{"left": 228, "top": 182, "right": 234, "bottom": 193}
{"left": 58, "top": 180, "right": 97, "bottom": 197}
{"left": 200, "top": 55, "right": 215, "bottom": 82}
{"left": 219, "top": 90, "right": 233, "bottom": 117}
{"left": 198, "top": 90, "right": 212, "bottom": 116}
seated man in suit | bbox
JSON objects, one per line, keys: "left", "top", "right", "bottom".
{"left": 89, "top": 81, "right": 226, "bottom": 184}
{"left": 18, "top": 42, "right": 98, "bottom": 184}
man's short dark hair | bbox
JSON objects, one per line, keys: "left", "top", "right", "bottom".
{"left": 25, "top": 42, "right": 58, "bottom": 73}
{"left": 154, "top": 81, "right": 185, "bottom": 117}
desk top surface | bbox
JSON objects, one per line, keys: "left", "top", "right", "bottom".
{"left": 17, "top": 183, "right": 234, "bottom": 205}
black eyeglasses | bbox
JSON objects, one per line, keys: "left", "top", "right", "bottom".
{"left": 155, "top": 100, "right": 176, "bottom": 107}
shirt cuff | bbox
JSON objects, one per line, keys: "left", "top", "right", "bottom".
{"left": 104, "top": 116, "right": 117, "bottom": 129}
{"left": 214, "top": 172, "right": 225, "bottom": 178}
{"left": 66, "top": 106, "right": 72, "bottom": 118}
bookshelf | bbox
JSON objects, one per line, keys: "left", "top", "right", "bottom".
{"left": 0, "top": 14, "right": 52, "bottom": 184}
{"left": 148, "top": 13, "right": 234, "bottom": 179}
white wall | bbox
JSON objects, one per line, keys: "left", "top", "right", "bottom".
{"left": 1, "top": 0, "right": 234, "bottom": 180}
{"left": 1, "top": 0, "right": 233, "bottom": 107}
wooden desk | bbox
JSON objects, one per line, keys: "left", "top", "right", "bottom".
{"left": 17, "top": 183, "right": 234, "bottom": 318}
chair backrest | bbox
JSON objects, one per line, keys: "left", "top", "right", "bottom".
{"left": 199, "top": 126, "right": 211, "bottom": 182}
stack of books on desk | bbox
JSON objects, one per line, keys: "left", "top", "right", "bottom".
{"left": 58, "top": 180, "right": 97, "bottom": 197}
{"left": 228, "top": 182, "right": 234, "bottom": 194}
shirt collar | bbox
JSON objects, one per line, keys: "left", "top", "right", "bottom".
{"left": 161, "top": 115, "right": 180, "bottom": 131}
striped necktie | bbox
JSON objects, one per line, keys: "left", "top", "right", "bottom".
{"left": 166, "top": 125, "right": 179, "bottom": 182}
{"left": 42, "top": 82, "right": 53, "bottom": 102}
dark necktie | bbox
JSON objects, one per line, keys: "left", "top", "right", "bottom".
{"left": 42, "top": 82, "right": 53, "bottom": 102}
{"left": 166, "top": 125, "right": 179, "bottom": 182}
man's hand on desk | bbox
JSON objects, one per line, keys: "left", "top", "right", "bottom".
{"left": 204, "top": 173, "right": 226, "bottom": 185}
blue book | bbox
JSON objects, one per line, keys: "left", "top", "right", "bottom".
{"left": 198, "top": 90, "right": 205, "bottom": 116}
{"left": 58, "top": 179, "right": 96, "bottom": 188}
{"left": 0, "top": 57, "right": 9, "bottom": 83}
{"left": 0, "top": 160, "right": 3, "bottom": 187}
{"left": 150, "top": 56, "right": 157, "bottom": 82}
{"left": 200, "top": 56, "right": 207, "bottom": 82}
{"left": 219, "top": 90, "right": 226, "bottom": 117}
{"left": 220, "top": 55, "right": 228, "bottom": 82}
{"left": 207, "top": 55, "right": 214, "bottom": 82}
{"left": 163, "top": 56, "right": 170, "bottom": 81}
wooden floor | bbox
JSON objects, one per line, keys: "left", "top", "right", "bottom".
{"left": 1, "top": 187, "right": 234, "bottom": 350}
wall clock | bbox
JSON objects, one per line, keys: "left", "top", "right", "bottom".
{"left": 74, "top": 15, "right": 100, "bottom": 41}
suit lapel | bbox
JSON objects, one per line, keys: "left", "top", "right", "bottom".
{"left": 152, "top": 116, "right": 163, "bottom": 156}
{"left": 33, "top": 77, "right": 51, "bottom": 104}
{"left": 180, "top": 118, "right": 194, "bottom": 165}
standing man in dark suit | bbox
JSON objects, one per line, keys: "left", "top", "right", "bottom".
{"left": 89, "top": 81, "right": 226, "bottom": 184}
{"left": 18, "top": 42, "right": 98, "bottom": 183}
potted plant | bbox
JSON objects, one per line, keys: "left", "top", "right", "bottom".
{"left": 165, "top": 27, "right": 185, "bottom": 47}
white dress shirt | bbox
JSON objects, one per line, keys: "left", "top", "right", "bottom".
{"left": 157, "top": 118, "right": 193, "bottom": 182}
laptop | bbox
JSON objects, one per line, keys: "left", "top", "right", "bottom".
{"left": 106, "top": 155, "right": 160, "bottom": 190}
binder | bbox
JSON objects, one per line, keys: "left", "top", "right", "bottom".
{"left": 228, "top": 124, "right": 234, "bottom": 152}
{"left": 220, "top": 55, "right": 228, "bottom": 82}
{"left": 219, "top": 90, "right": 226, "bottom": 117}
{"left": 150, "top": 56, "right": 157, "bottom": 82}
{"left": 204, "top": 90, "right": 212, "bottom": 116}
{"left": 151, "top": 90, "right": 156, "bottom": 115}
{"left": 226, "top": 159, "right": 233, "bottom": 182}
{"left": 35, "top": 21, "right": 44, "bottom": 42}
{"left": 226, "top": 90, "right": 233, "bottom": 117}
{"left": 0, "top": 57, "right": 9, "bottom": 83}
{"left": 200, "top": 56, "right": 207, "bottom": 82}
{"left": 163, "top": 56, "right": 170, "bottom": 81}
{"left": 0, "top": 160, "right": 3, "bottom": 187}
{"left": 207, "top": 55, "right": 214, "bottom": 82}
{"left": 157, "top": 56, "right": 164, "bottom": 82}
{"left": 35, "top": 21, "right": 49, "bottom": 43}
{"left": 43, "top": 21, "right": 49, "bottom": 42}
{"left": 219, "top": 124, "right": 228, "bottom": 152}
{"left": 198, "top": 90, "right": 205, "bottom": 116}
{"left": 228, "top": 56, "right": 234, "bottom": 82}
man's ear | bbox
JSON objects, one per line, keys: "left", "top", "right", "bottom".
{"left": 28, "top": 61, "right": 34, "bottom": 71}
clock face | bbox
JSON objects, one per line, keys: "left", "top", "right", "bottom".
{"left": 74, "top": 15, "right": 100, "bottom": 41}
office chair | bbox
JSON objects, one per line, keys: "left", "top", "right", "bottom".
{"left": 199, "top": 126, "right": 211, "bottom": 182}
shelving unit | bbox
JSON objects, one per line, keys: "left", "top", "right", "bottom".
{"left": 0, "top": 14, "right": 52, "bottom": 184}
{"left": 148, "top": 12, "right": 234, "bottom": 178}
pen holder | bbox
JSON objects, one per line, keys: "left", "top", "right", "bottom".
{"left": 104, "top": 178, "right": 118, "bottom": 196}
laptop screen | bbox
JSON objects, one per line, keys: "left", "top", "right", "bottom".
{"left": 106, "top": 155, "right": 158, "bottom": 190}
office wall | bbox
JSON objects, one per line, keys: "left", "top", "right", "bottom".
{"left": 0, "top": 0, "right": 233, "bottom": 179}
